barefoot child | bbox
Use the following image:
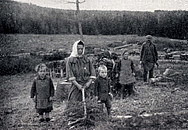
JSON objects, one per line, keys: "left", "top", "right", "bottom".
{"left": 95, "top": 65, "right": 112, "bottom": 116}
{"left": 119, "top": 51, "right": 136, "bottom": 99}
{"left": 31, "top": 63, "right": 55, "bottom": 122}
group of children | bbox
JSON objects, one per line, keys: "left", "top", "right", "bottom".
{"left": 30, "top": 50, "right": 137, "bottom": 122}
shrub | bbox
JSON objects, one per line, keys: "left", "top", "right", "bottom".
{"left": 42, "top": 51, "right": 69, "bottom": 61}
{"left": 0, "top": 56, "right": 41, "bottom": 75}
{"left": 154, "top": 38, "right": 188, "bottom": 51}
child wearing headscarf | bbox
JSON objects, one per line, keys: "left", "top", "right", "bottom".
{"left": 119, "top": 51, "right": 136, "bottom": 99}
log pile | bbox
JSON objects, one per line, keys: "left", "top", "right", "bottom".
{"left": 149, "top": 68, "right": 183, "bottom": 86}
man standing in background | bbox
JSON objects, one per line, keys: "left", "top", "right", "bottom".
{"left": 140, "top": 35, "right": 158, "bottom": 82}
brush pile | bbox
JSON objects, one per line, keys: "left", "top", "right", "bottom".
{"left": 63, "top": 98, "right": 108, "bottom": 128}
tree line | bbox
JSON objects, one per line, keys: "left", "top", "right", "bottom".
{"left": 0, "top": 0, "right": 188, "bottom": 40}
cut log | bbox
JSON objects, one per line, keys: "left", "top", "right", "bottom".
{"left": 112, "top": 109, "right": 188, "bottom": 119}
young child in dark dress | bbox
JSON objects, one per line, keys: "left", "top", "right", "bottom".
{"left": 31, "top": 63, "right": 55, "bottom": 122}
{"left": 119, "top": 51, "right": 136, "bottom": 99}
{"left": 95, "top": 65, "right": 112, "bottom": 116}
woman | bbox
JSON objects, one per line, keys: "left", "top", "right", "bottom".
{"left": 66, "top": 40, "right": 96, "bottom": 101}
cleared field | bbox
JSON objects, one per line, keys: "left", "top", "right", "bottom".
{"left": 1, "top": 34, "right": 188, "bottom": 129}
{"left": 1, "top": 34, "right": 187, "bottom": 55}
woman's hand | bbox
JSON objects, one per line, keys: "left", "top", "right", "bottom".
{"left": 49, "top": 97, "right": 54, "bottom": 101}
{"left": 84, "top": 82, "right": 90, "bottom": 88}
{"left": 77, "top": 84, "right": 83, "bottom": 90}
{"left": 84, "top": 79, "right": 93, "bottom": 88}
{"left": 72, "top": 80, "right": 83, "bottom": 90}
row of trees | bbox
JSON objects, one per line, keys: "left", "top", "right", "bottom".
{"left": 0, "top": 0, "right": 188, "bottom": 39}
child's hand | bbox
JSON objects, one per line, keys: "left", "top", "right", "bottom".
{"left": 49, "top": 97, "right": 54, "bottom": 101}
{"left": 115, "top": 73, "right": 119, "bottom": 77}
{"left": 108, "top": 93, "right": 113, "bottom": 100}
{"left": 97, "top": 100, "right": 101, "bottom": 103}
{"left": 156, "top": 62, "right": 159, "bottom": 67}
{"left": 32, "top": 98, "right": 35, "bottom": 102}
{"left": 95, "top": 96, "right": 98, "bottom": 100}
{"left": 132, "top": 73, "right": 135, "bottom": 76}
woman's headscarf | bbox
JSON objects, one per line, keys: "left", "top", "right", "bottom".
{"left": 69, "top": 40, "right": 85, "bottom": 57}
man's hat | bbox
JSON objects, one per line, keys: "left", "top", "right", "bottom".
{"left": 146, "top": 35, "right": 152, "bottom": 40}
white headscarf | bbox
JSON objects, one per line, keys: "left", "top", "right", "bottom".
{"left": 70, "top": 40, "right": 85, "bottom": 57}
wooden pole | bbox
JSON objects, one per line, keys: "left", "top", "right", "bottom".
{"left": 60, "top": 69, "right": 63, "bottom": 78}
{"left": 76, "top": 0, "right": 83, "bottom": 41}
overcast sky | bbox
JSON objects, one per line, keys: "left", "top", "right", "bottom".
{"left": 14, "top": 0, "right": 188, "bottom": 12}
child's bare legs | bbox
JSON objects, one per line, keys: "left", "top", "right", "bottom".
{"left": 45, "top": 112, "right": 49, "bottom": 118}
{"left": 39, "top": 114, "right": 44, "bottom": 119}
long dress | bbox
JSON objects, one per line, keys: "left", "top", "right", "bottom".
{"left": 66, "top": 56, "right": 96, "bottom": 101}
{"left": 119, "top": 59, "right": 136, "bottom": 85}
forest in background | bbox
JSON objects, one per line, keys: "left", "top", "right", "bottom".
{"left": 0, "top": 0, "right": 188, "bottom": 40}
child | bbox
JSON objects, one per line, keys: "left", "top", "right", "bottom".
{"left": 119, "top": 51, "right": 136, "bottom": 99}
{"left": 31, "top": 63, "right": 55, "bottom": 122}
{"left": 95, "top": 65, "right": 112, "bottom": 116}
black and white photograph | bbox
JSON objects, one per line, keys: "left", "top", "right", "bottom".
{"left": 0, "top": 0, "right": 188, "bottom": 129}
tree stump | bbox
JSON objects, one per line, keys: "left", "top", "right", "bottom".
{"left": 55, "top": 81, "right": 71, "bottom": 101}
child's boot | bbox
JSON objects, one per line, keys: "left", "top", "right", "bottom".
{"left": 45, "top": 112, "right": 51, "bottom": 122}
{"left": 39, "top": 114, "right": 44, "bottom": 122}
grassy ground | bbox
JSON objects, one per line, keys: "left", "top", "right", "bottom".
{"left": 1, "top": 60, "right": 188, "bottom": 129}
{"left": 1, "top": 34, "right": 187, "bottom": 56}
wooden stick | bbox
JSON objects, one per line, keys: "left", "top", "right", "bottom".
{"left": 82, "top": 88, "right": 87, "bottom": 118}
